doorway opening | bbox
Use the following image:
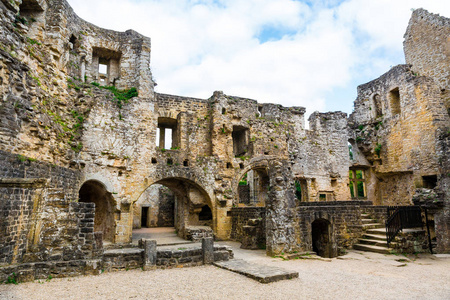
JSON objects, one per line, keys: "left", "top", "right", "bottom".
{"left": 311, "top": 218, "right": 333, "bottom": 258}
{"left": 141, "top": 206, "right": 149, "bottom": 228}
{"left": 78, "top": 180, "right": 116, "bottom": 243}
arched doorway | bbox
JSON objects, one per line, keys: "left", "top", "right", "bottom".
{"left": 237, "top": 168, "right": 269, "bottom": 206}
{"left": 132, "top": 177, "right": 214, "bottom": 241}
{"left": 133, "top": 184, "right": 175, "bottom": 228}
{"left": 311, "top": 218, "right": 332, "bottom": 258}
{"left": 79, "top": 180, "right": 116, "bottom": 243}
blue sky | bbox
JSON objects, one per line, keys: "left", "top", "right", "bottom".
{"left": 67, "top": 0, "right": 450, "bottom": 119}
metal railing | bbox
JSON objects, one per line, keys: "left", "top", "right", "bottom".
{"left": 386, "top": 206, "right": 423, "bottom": 245}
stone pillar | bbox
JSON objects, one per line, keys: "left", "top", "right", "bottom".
{"left": 202, "top": 237, "right": 214, "bottom": 264}
{"left": 266, "top": 160, "right": 301, "bottom": 256}
{"left": 140, "top": 239, "right": 157, "bottom": 270}
{"left": 159, "top": 127, "right": 165, "bottom": 149}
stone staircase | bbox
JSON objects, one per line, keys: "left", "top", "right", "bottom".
{"left": 353, "top": 213, "right": 394, "bottom": 254}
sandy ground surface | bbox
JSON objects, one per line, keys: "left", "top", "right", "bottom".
{"left": 1, "top": 241, "right": 449, "bottom": 300}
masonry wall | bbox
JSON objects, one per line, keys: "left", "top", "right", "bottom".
{"left": 349, "top": 64, "right": 449, "bottom": 206}
{"left": 230, "top": 207, "right": 266, "bottom": 244}
{"left": 0, "top": 149, "right": 99, "bottom": 265}
{"left": 404, "top": 9, "right": 450, "bottom": 91}
{"left": 297, "top": 201, "right": 370, "bottom": 255}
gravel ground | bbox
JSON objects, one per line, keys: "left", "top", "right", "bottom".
{"left": 1, "top": 243, "right": 449, "bottom": 300}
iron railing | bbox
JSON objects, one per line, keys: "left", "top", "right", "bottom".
{"left": 386, "top": 206, "right": 423, "bottom": 245}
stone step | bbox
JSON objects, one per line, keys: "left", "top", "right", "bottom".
{"left": 363, "top": 233, "right": 387, "bottom": 241}
{"left": 366, "top": 228, "right": 387, "bottom": 235}
{"left": 359, "top": 238, "right": 391, "bottom": 247}
{"left": 361, "top": 219, "right": 375, "bottom": 224}
{"left": 213, "top": 259, "right": 298, "bottom": 284}
{"left": 353, "top": 244, "right": 392, "bottom": 254}
{"left": 362, "top": 223, "right": 385, "bottom": 230}
{"left": 361, "top": 213, "right": 370, "bottom": 217}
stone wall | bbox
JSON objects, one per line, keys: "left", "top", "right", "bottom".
{"left": 349, "top": 64, "right": 449, "bottom": 206}
{"left": 404, "top": 9, "right": 450, "bottom": 90}
{"left": 297, "top": 201, "right": 372, "bottom": 256}
{"left": 1, "top": 238, "right": 232, "bottom": 283}
{"left": 391, "top": 229, "right": 428, "bottom": 254}
{"left": 0, "top": 179, "right": 45, "bottom": 264}
{"left": 230, "top": 207, "right": 266, "bottom": 244}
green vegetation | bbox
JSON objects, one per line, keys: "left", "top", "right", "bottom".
{"left": 90, "top": 82, "right": 138, "bottom": 109}
{"left": 295, "top": 180, "right": 302, "bottom": 200}
{"left": 17, "top": 154, "right": 36, "bottom": 162}
{"left": 26, "top": 37, "right": 41, "bottom": 46}
{"left": 348, "top": 144, "right": 353, "bottom": 160}
{"left": 239, "top": 173, "right": 248, "bottom": 186}
{"left": 375, "top": 143, "right": 382, "bottom": 157}
{"left": 375, "top": 121, "right": 382, "bottom": 130}
{"left": 5, "top": 273, "right": 18, "bottom": 284}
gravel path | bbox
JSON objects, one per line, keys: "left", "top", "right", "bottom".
{"left": 1, "top": 243, "right": 449, "bottom": 300}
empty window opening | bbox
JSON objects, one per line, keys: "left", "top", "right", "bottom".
{"left": 239, "top": 163, "right": 244, "bottom": 169}
{"left": 222, "top": 107, "right": 226, "bottom": 114}
{"left": 69, "top": 34, "right": 79, "bottom": 51}
{"left": 237, "top": 168, "right": 269, "bottom": 206}
{"left": 232, "top": 125, "right": 249, "bottom": 156}
{"left": 226, "top": 162, "right": 232, "bottom": 169}
{"left": 331, "top": 178, "right": 337, "bottom": 187}
{"left": 92, "top": 47, "right": 121, "bottom": 86}
{"left": 318, "top": 192, "right": 333, "bottom": 201}
{"left": 167, "top": 158, "right": 173, "bottom": 165}
{"left": 294, "top": 179, "right": 308, "bottom": 202}
{"left": 19, "top": 0, "right": 45, "bottom": 12}
{"left": 98, "top": 63, "right": 108, "bottom": 75}
{"left": 151, "top": 157, "right": 157, "bottom": 164}
{"left": 348, "top": 142, "right": 353, "bottom": 160}
{"left": 141, "top": 206, "right": 149, "bottom": 228}
{"left": 264, "top": 151, "right": 269, "bottom": 155}
{"left": 199, "top": 205, "right": 212, "bottom": 221}
{"left": 257, "top": 106, "right": 262, "bottom": 117}
{"left": 389, "top": 88, "right": 401, "bottom": 115}
{"left": 372, "top": 93, "right": 383, "bottom": 118}
{"left": 157, "top": 117, "right": 178, "bottom": 149}
{"left": 295, "top": 180, "right": 302, "bottom": 200}
{"left": 422, "top": 175, "right": 437, "bottom": 189}
{"left": 349, "top": 169, "right": 366, "bottom": 198}
{"left": 183, "top": 160, "right": 189, "bottom": 167}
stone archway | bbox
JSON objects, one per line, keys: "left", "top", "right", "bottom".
{"left": 311, "top": 218, "right": 333, "bottom": 258}
{"left": 236, "top": 165, "right": 269, "bottom": 207}
{"left": 79, "top": 180, "right": 116, "bottom": 243}
{"left": 132, "top": 177, "right": 214, "bottom": 241}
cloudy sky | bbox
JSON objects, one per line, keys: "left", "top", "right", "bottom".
{"left": 66, "top": 0, "right": 450, "bottom": 117}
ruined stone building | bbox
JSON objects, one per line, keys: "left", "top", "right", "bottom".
{"left": 0, "top": 0, "right": 449, "bottom": 281}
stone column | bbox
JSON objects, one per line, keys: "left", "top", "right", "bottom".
{"left": 266, "top": 160, "right": 301, "bottom": 256}
{"left": 202, "top": 237, "right": 214, "bottom": 264}
{"left": 140, "top": 239, "right": 157, "bottom": 270}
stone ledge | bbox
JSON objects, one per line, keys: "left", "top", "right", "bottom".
{"left": 0, "top": 178, "right": 49, "bottom": 188}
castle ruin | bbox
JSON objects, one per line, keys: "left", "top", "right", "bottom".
{"left": 0, "top": 0, "right": 449, "bottom": 281}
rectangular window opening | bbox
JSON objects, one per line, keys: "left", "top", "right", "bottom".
{"left": 422, "top": 175, "right": 437, "bottom": 189}
{"left": 389, "top": 87, "right": 401, "bottom": 115}
{"left": 349, "top": 169, "right": 366, "bottom": 199}
{"left": 98, "top": 63, "right": 108, "bottom": 75}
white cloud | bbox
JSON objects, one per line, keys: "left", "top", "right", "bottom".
{"left": 67, "top": 0, "right": 450, "bottom": 117}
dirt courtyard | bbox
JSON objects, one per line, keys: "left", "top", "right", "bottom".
{"left": 1, "top": 242, "right": 449, "bottom": 300}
